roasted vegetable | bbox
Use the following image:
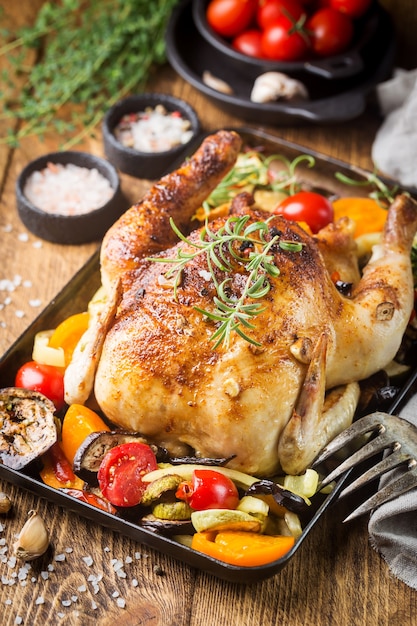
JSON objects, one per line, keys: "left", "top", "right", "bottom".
{"left": 0, "top": 387, "right": 57, "bottom": 470}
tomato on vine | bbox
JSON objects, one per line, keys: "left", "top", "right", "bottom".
{"left": 256, "top": 0, "right": 306, "bottom": 30}
{"left": 206, "top": 0, "right": 258, "bottom": 38}
{"left": 329, "top": 0, "right": 372, "bottom": 18}
{"left": 261, "top": 15, "right": 311, "bottom": 61}
{"left": 306, "top": 7, "right": 354, "bottom": 56}
{"left": 232, "top": 29, "right": 263, "bottom": 57}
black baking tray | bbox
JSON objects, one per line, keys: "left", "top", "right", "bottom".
{"left": 165, "top": 0, "right": 395, "bottom": 124}
{"left": 0, "top": 126, "right": 416, "bottom": 584}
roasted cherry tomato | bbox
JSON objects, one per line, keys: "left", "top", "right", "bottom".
{"left": 15, "top": 360, "right": 65, "bottom": 411}
{"left": 306, "top": 7, "right": 353, "bottom": 57}
{"left": 64, "top": 489, "right": 117, "bottom": 514}
{"left": 176, "top": 469, "right": 239, "bottom": 511}
{"left": 261, "top": 15, "right": 310, "bottom": 61}
{"left": 329, "top": 0, "right": 372, "bottom": 18}
{"left": 257, "top": 0, "right": 305, "bottom": 30}
{"left": 206, "top": 0, "right": 258, "bottom": 38}
{"left": 97, "top": 442, "right": 158, "bottom": 507}
{"left": 232, "top": 28, "right": 263, "bottom": 57}
{"left": 273, "top": 191, "right": 334, "bottom": 233}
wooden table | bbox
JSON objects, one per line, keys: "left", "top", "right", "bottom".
{"left": 1, "top": 2, "right": 416, "bottom": 625}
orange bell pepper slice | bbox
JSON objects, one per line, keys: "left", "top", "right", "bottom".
{"left": 40, "top": 442, "right": 84, "bottom": 490}
{"left": 332, "top": 197, "right": 387, "bottom": 237}
{"left": 48, "top": 312, "right": 89, "bottom": 367}
{"left": 61, "top": 403, "right": 110, "bottom": 465}
{"left": 191, "top": 530, "right": 295, "bottom": 567}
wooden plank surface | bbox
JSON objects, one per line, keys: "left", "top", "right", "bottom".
{"left": 1, "top": 1, "right": 417, "bottom": 624}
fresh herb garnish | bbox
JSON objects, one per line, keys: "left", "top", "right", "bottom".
{"left": 149, "top": 214, "right": 303, "bottom": 349}
{"left": 200, "top": 152, "right": 316, "bottom": 216}
{"left": 334, "top": 169, "right": 402, "bottom": 206}
{"left": 0, "top": 0, "right": 180, "bottom": 148}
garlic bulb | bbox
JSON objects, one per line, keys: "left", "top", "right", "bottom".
{"left": 0, "top": 492, "right": 12, "bottom": 514}
{"left": 250, "top": 72, "right": 309, "bottom": 103}
{"left": 13, "top": 510, "right": 50, "bottom": 561}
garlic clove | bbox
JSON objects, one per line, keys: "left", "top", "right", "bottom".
{"left": 13, "top": 510, "right": 50, "bottom": 561}
{"left": 0, "top": 491, "right": 12, "bottom": 514}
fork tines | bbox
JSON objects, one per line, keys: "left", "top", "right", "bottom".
{"left": 312, "top": 411, "right": 417, "bottom": 521}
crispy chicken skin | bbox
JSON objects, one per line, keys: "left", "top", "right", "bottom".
{"left": 65, "top": 131, "right": 417, "bottom": 476}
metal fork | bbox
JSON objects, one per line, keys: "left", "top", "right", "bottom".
{"left": 312, "top": 406, "right": 417, "bottom": 522}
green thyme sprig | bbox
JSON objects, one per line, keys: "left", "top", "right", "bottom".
{"left": 149, "top": 214, "right": 303, "bottom": 349}
{"left": 0, "top": 0, "right": 180, "bottom": 148}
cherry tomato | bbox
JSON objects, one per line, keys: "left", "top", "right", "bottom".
{"left": 306, "top": 7, "right": 353, "bottom": 56}
{"left": 273, "top": 191, "right": 334, "bottom": 233}
{"left": 206, "top": 0, "right": 258, "bottom": 38}
{"left": 176, "top": 469, "right": 239, "bottom": 510}
{"left": 64, "top": 489, "right": 117, "bottom": 514}
{"left": 232, "top": 28, "right": 263, "bottom": 57}
{"left": 329, "top": 0, "right": 372, "bottom": 18}
{"left": 97, "top": 442, "right": 158, "bottom": 507}
{"left": 15, "top": 360, "right": 65, "bottom": 411}
{"left": 261, "top": 16, "right": 310, "bottom": 61}
{"left": 256, "top": 0, "right": 305, "bottom": 30}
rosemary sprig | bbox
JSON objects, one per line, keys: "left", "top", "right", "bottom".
{"left": 149, "top": 215, "right": 303, "bottom": 349}
{"left": 0, "top": 0, "right": 180, "bottom": 147}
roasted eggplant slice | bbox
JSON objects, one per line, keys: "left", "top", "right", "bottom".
{"left": 72, "top": 430, "right": 151, "bottom": 480}
{"left": 0, "top": 387, "right": 57, "bottom": 470}
{"left": 245, "top": 480, "right": 309, "bottom": 514}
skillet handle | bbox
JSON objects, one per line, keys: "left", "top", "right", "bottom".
{"left": 304, "top": 51, "right": 364, "bottom": 80}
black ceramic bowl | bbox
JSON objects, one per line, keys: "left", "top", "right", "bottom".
{"left": 102, "top": 93, "right": 201, "bottom": 179}
{"left": 16, "top": 151, "right": 126, "bottom": 245}
{"left": 193, "top": 0, "right": 381, "bottom": 80}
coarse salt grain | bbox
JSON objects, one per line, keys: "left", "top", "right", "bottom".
{"left": 23, "top": 162, "right": 114, "bottom": 217}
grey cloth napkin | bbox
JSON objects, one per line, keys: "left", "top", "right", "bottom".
{"left": 371, "top": 68, "right": 417, "bottom": 188}
{"left": 368, "top": 393, "right": 417, "bottom": 589}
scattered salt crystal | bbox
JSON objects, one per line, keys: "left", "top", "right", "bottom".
{"left": 24, "top": 162, "right": 114, "bottom": 216}
{"left": 112, "top": 591, "right": 120, "bottom": 598}
{"left": 22, "top": 280, "right": 32, "bottom": 288}
{"left": 15, "top": 310, "right": 25, "bottom": 318}
{"left": 41, "top": 571, "right": 49, "bottom": 580}
{"left": 82, "top": 555, "right": 93, "bottom": 566}
{"left": 14, "top": 617, "right": 23, "bottom": 625}
{"left": 47, "top": 564, "right": 54, "bottom": 571}
{"left": 29, "top": 299, "right": 42, "bottom": 308}
{"left": 77, "top": 584, "right": 86, "bottom": 592}
{"left": 35, "top": 596, "right": 45, "bottom": 605}
{"left": 132, "top": 578, "right": 138, "bottom": 587}
{"left": 65, "top": 547, "right": 73, "bottom": 553}
{"left": 61, "top": 599, "right": 72, "bottom": 607}
{"left": 54, "top": 553, "right": 66, "bottom": 562}
{"left": 71, "top": 595, "right": 78, "bottom": 603}
{"left": 91, "top": 601, "right": 98, "bottom": 610}
{"left": 3, "top": 224, "right": 12, "bottom": 232}
{"left": 57, "top": 613, "right": 65, "bottom": 619}
{"left": 32, "top": 240, "right": 43, "bottom": 248}
{"left": 18, "top": 233, "right": 29, "bottom": 242}
{"left": 125, "top": 556, "right": 133, "bottom": 564}
{"left": 5, "top": 598, "right": 12, "bottom": 605}
{"left": 116, "top": 598, "right": 126, "bottom": 609}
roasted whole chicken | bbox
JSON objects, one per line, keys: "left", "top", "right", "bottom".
{"left": 65, "top": 131, "right": 417, "bottom": 476}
